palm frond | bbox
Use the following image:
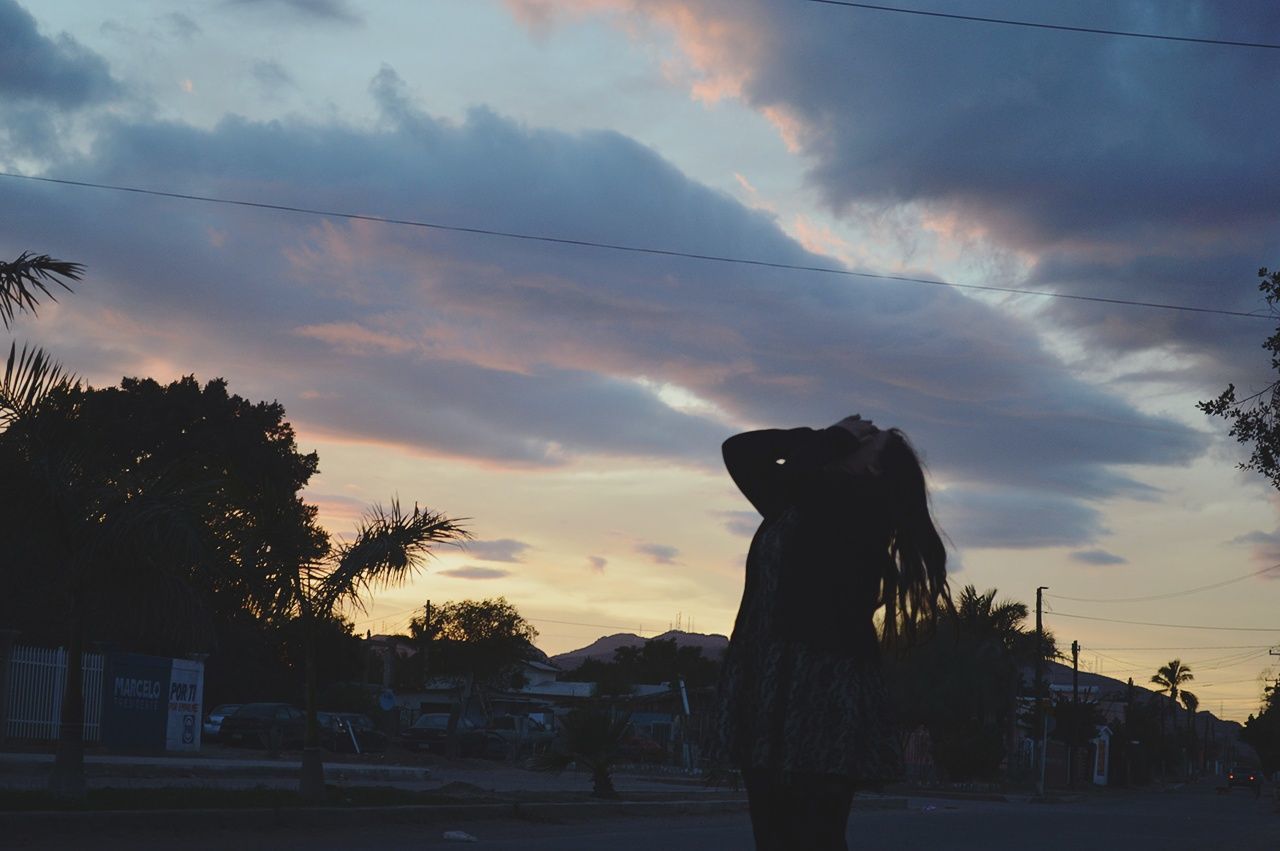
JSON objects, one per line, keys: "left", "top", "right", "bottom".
{"left": 0, "top": 342, "right": 77, "bottom": 429}
{"left": 315, "top": 499, "right": 469, "bottom": 615}
{"left": 0, "top": 253, "right": 83, "bottom": 329}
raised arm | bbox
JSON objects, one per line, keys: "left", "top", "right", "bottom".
{"left": 722, "top": 427, "right": 858, "bottom": 518}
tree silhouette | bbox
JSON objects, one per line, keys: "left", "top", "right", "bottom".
{"left": 0, "top": 253, "right": 82, "bottom": 329}
{"left": 279, "top": 501, "right": 468, "bottom": 801}
{"left": 1199, "top": 267, "right": 1280, "bottom": 489}
{"left": 532, "top": 706, "right": 631, "bottom": 798}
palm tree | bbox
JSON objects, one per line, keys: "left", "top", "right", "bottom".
{"left": 1181, "top": 690, "right": 1200, "bottom": 776}
{"left": 1151, "top": 659, "right": 1194, "bottom": 776}
{"left": 1, "top": 254, "right": 91, "bottom": 798}
{"left": 279, "top": 500, "right": 469, "bottom": 801}
{"left": 1181, "top": 690, "right": 1199, "bottom": 734}
{"left": 0, "top": 252, "right": 82, "bottom": 428}
{"left": 533, "top": 707, "right": 632, "bottom": 798}
{"left": 1151, "top": 659, "right": 1194, "bottom": 723}
{"left": 0, "top": 252, "right": 82, "bottom": 329}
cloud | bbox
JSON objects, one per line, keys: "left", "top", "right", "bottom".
{"left": 224, "top": 0, "right": 362, "bottom": 24}
{"left": 304, "top": 491, "right": 368, "bottom": 531}
{"left": 437, "top": 565, "right": 512, "bottom": 580}
{"left": 465, "top": 538, "right": 532, "bottom": 563}
{"left": 0, "top": 0, "right": 119, "bottom": 108}
{"left": 517, "top": 1, "right": 1280, "bottom": 373}
{"left": 587, "top": 555, "right": 607, "bottom": 573}
{"left": 1229, "top": 529, "right": 1280, "bottom": 571}
{"left": 635, "top": 543, "right": 680, "bottom": 564}
{"left": 0, "top": 1, "right": 120, "bottom": 161}
{"left": 1, "top": 66, "right": 1209, "bottom": 552}
{"left": 1069, "top": 549, "right": 1128, "bottom": 567}
{"left": 164, "top": 13, "right": 201, "bottom": 39}
{"left": 934, "top": 488, "right": 1106, "bottom": 550}
{"left": 250, "top": 60, "right": 294, "bottom": 91}
{"left": 717, "top": 510, "right": 760, "bottom": 537}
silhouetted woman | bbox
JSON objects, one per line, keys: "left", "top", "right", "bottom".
{"left": 717, "top": 416, "right": 949, "bottom": 850}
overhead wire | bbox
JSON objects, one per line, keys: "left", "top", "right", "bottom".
{"left": 1047, "top": 563, "right": 1280, "bottom": 604}
{"left": 804, "top": 1, "right": 1280, "bottom": 50}
{"left": 1047, "top": 611, "right": 1280, "bottom": 632}
{"left": 0, "top": 171, "right": 1268, "bottom": 321}
{"left": 1086, "top": 645, "right": 1272, "bottom": 652}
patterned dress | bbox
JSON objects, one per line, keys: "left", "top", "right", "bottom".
{"left": 716, "top": 428, "right": 899, "bottom": 783}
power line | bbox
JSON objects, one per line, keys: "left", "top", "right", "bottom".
{"left": 0, "top": 170, "right": 1267, "bottom": 321}
{"left": 805, "top": 1, "right": 1280, "bottom": 51}
{"left": 1087, "top": 645, "right": 1272, "bottom": 651}
{"left": 528, "top": 617, "right": 648, "bottom": 634}
{"left": 1049, "top": 611, "right": 1280, "bottom": 632}
{"left": 1086, "top": 646, "right": 1269, "bottom": 673}
{"left": 350, "top": 604, "right": 421, "bottom": 628}
{"left": 1048, "top": 563, "right": 1280, "bottom": 604}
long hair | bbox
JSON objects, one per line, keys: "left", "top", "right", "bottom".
{"left": 877, "top": 428, "right": 950, "bottom": 647}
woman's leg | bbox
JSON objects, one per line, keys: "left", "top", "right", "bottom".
{"left": 790, "top": 773, "right": 855, "bottom": 850}
{"left": 743, "top": 768, "right": 787, "bottom": 850}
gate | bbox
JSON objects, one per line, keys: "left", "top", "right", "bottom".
{"left": 4, "top": 645, "right": 104, "bottom": 741}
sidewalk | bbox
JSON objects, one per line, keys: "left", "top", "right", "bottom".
{"left": 0, "top": 749, "right": 755, "bottom": 797}
{"left": 0, "top": 748, "right": 908, "bottom": 835}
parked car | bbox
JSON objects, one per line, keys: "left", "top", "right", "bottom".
{"left": 618, "top": 734, "right": 667, "bottom": 765}
{"left": 1227, "top": 766, "right": 1262, "bottom": 797}
{"left": 201, "top": 704, "right": 242, "bottom": 742}
{"left": 485, "top": 714, "right": 555, "bottom": 757}
{"left": 399, "top": 713, "right": 502, "bottom": 757}
{"left": 220, "top": 703, "right": 306, "bottom": 749}
{"left": 317, "top": 711, "right": 387, "bottom": 753}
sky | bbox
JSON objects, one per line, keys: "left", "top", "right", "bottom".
{"left": 3, "top": 0, "right": 1279, "bottom": 720}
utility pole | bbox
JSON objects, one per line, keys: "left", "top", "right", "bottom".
{"left": 1069, "top": 639, "right": 1079, "bottom": 788}
{"left": 1035, "top": 586, "right": 1048, "bottom": 797}
{"left": 422, "top": 600, "right": 432, "bottom": 680}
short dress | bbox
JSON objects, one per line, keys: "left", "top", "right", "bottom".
{"left": 716, "top": 467, "right": 899, "bottom": 782}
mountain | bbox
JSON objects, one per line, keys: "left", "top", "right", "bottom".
{"left": 549, "top": 629, "right": 729, "bottom": 670}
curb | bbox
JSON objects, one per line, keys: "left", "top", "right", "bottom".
{"left": 0, "top": 796, "right": 907, "bottom": 834}
{"left": 0, "top": 799, "right": 749, "bottom": 834}
{"left": 0, "top": 760, "right": 431, "bottom": 783}
{"left": 902, "top": 789, "right": 1009, "bottom": 803}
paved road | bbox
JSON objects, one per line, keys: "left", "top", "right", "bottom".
{"left": 9, "top": 782, "right": 1276, "bottom": 851}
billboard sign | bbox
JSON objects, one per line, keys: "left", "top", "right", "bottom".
{"left": 102, "top": 653, "right": 204, "bottom": 752}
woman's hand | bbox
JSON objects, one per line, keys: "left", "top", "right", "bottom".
{"left": 832, "top": 414, "right": 878, "bottom": 442}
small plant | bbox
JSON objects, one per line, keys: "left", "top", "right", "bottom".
{"left": 532, "top": 707, "right": 631, "bottom": 799}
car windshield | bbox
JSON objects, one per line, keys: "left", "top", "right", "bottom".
{"left": 413, "top": 714, "right": 449, "bottom": 729}
{"left": 236, "top": 704, "right": 282, "bottom": 719}
{"left": 342, "top": 715, "right": 374, "bottom": 730}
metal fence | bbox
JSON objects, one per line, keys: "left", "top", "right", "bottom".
{"left": 4, "top": 645, "right": 104, "bottom": 741}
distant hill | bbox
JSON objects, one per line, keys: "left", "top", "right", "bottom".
{"left": 549, "top": 629, "right": 729, "bottom": 670}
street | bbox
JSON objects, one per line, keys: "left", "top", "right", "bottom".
{"left": 7, "top": 782, "right": 1276, "bottom": 850}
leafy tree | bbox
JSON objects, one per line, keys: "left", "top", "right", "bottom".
{"left": 1199, "top": 267, "right": 1280, "bottom": 488}
{"left": 562, "top": 638, "right": 721, "bottom": 696}
{"left": 0, "top": 254, "right": 205, "bottom": 800}
{"left": 404, "top": 597, "right": 537, "bottom": 759}
{"left": 407, "top": 597, "right": 539, "bottom": 688}
{"left": 884, "top": 585, "right": 1053, "bottom": 781}
{"left": 532, "top": 706, "right": 631, "bottom": 798}
{"left": 1048, "top": 692, "right": 1106, "bottom": 747}
{"left": 0, "top": 372, "right": 329, "bottom": 797}
{"left": 1241, "top": 676, "right": 1280, "bottom": 777}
